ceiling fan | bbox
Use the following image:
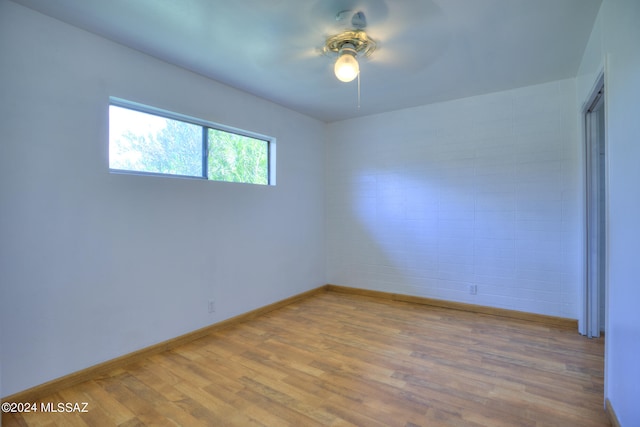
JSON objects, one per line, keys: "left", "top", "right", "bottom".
{"left": 322, "top": 10, "right": 377, "bottom": 82}
{"left": 311, "top": 1, "right": 448, "bottom": 85}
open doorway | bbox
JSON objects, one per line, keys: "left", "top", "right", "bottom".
{"left": 584, "top": 74, "right": 606, "bottom": 339}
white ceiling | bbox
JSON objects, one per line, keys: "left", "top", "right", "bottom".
{"left": 11, "top": 0, "right": 602, "bottom": 122}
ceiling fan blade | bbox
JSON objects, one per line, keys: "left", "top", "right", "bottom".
{"left": 363, "top": 0, "right": 450, "bottom": 72}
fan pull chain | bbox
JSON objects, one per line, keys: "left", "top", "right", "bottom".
{"left": 357, "top": 72, "right": 361, "bottom": 110}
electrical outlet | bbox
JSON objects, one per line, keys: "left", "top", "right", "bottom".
{"left": 468, "top": 284, "right": 477, "bottom": 295}
{"left": 208, "top": 299, "right": 215, "bottom": 313}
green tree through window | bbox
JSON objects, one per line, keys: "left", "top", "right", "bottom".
{"left": 109, "top": 102, "right": 272, "bottom": 185}
{"left": 208, "top": 129, "right": 268, "bottom": 185}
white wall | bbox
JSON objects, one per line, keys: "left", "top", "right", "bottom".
{"left": 577, "top": 0, "right": 640, "bottom": 424}
{"left": 327, "top": 79, "right": 580, "bottom": 319}
{"left": 0, "top": 1, "right": 326, "bottom": 397}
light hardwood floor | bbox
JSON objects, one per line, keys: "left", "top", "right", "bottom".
{"left": 3, "top": 291, "right": 609, "bottom": 426}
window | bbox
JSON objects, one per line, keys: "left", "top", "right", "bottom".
{"left": 109, "top": 99, "right": 274, "bottom": 185}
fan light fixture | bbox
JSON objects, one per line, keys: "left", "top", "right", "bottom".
{"left": 334, "top": 44, "right": 359, "bottom": 82}
{"left": 324, "top": 29, "right": 376, "bottom": 83}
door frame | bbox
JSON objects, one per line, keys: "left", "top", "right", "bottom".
{"left": 581, "top": 71, "right": 607, "bottom": 338}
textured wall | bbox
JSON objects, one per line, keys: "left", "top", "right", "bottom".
{"left": 327, "top": 79, "right": 580, "bottom": 319}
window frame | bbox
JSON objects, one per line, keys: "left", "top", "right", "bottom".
{"left": 109, "top": 97, "right": 275, "bottom": 185}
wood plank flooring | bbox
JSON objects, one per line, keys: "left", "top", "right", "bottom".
{"left": 3, "top": 291, "right": 609, "bottom": 426}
